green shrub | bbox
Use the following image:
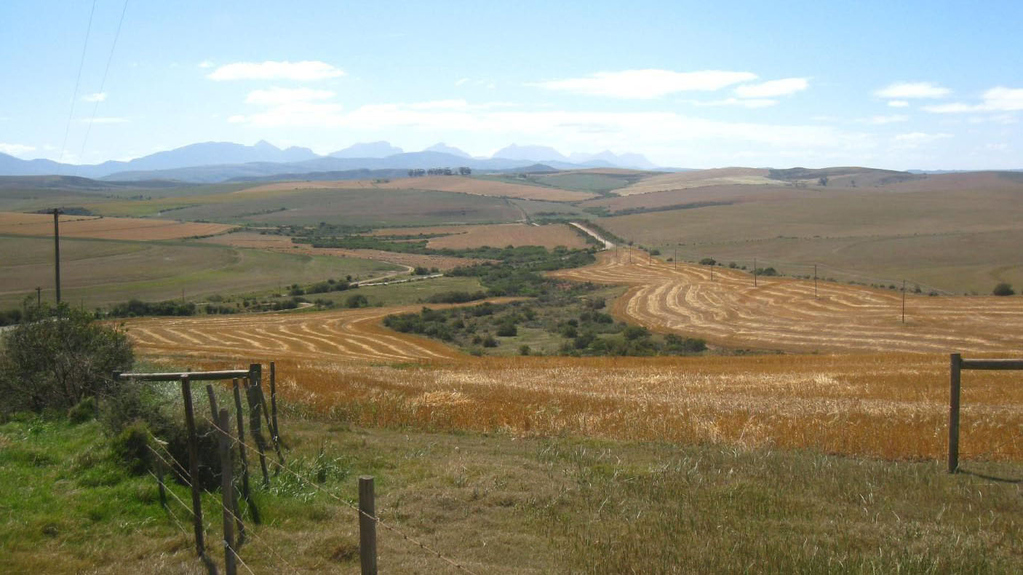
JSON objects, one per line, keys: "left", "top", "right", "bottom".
{"left": 0, "top": 304, "right": 133, "bottom": 417}
{"left": 345, "top": 294, "right": 369, "bottom": 308}
{"left": 699, "top": 258, "right": 717, "bottom": 266}
{"left": 68, "top": 396, "right": 97, "bottom": 424}
{"left": 111, "top": 421, "right": 152, "bottom": 476}
{"left": 993, "top": 283, "right": 1015, "bottom": 296}
{"left": 496, "top": 323, "right": 518, "bottom": 337}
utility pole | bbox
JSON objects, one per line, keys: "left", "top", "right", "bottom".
{"left": 36, "top": 287, "right": 41, "bottom": 308}
{"left": 902, "top": 279, "right": 906, "bottom": 324}
{"left": 814, "top": 264, "right": 818, "bottom": 299}
{"left": 52, "top": 209, "right": 62, "bottom": 304}
{"left": 753, "top": 257, "right": 757, "bottom": 287}
{"left": 673, "top": 246, "right": 677, "bottom": 271}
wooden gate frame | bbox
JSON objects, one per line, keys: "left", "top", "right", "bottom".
{"left": 948, "top": 354, "right": 1023, "bottom": 473}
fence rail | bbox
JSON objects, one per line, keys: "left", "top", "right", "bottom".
{"left": 948, "top": 353, "right": 1023, "bottom": 473}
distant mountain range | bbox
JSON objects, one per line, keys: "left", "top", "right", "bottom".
{"left": 0, "top": 140, "right": 661, "bottom": 183}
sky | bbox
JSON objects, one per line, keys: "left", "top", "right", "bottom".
{"left": 0, "top": 0, "right": 1020, "bottom": 170}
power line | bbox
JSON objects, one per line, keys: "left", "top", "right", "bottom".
{"left": 58, "top": 0, "right": 99, "bottom": 166}
{"left": 77, "top": 0, "right": 130, "bottom": 169}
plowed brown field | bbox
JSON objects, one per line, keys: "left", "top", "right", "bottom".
{"left": 0, "top": 212, "right": 234, "bottom": 240}
{"left": 551, "top": 253, "right": 1023, "bottom": 354}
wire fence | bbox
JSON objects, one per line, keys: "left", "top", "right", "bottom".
{"left": 141, "top": 387, "right": 480, "bottom": 575}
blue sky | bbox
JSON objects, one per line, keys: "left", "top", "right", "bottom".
{"left": 1, "top": 0, "right": 1020, "bottom": 169}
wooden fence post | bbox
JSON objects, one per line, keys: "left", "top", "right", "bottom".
{"left": 949, "top": 353, "right": 962, "bottom": 473}
{"left": 232, "top": 379, "right": 259, "bottom": 525}
{"left": 270, "top": 361, "right": 280, "bottom": 447}
{"left": 181, "top": 376, "right": 217, "bottom": 574}
{"left": 359, "top": 476, "right": 378, "bottom": 575}
{"left": 217, "top": 408, "right": 237, "bottom": 575}
{"left": 246, "top": 365, "right": 270, "bottom": 486}
{"left": 156, "top": 453, "right": 168, "bottom": 509}
{"left": 180, "top": 376, "right": 206, "bottom": 559}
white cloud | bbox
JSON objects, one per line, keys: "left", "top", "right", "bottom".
{"left": 0, "top": 143, "right": 36, "bottom": 156}
{"left": 983, "top": 87, "right": 1023, "bottom": 110}
{"left": 198, "top": 60, "right": 214, "bottom": 69}
{"left": 734, "top": 78, "right": 808, "bottom": 98}
{"left": 874, "top": 82, "right": 951, "bottom": 99}
{"left": 887, "top": 100, "right": 909, "bottom": 108}
{"left": 892, "top": 132, "right": 951, "bottom": 148}
{"left": 245, "top": 87, "right": 335, "bottom": 105}
{"left": 531, "top": 69, "right": 758, "bottom": 99}
{"left": 926, "top": 86, "right": 1023, "bottom": 114}
{"left": 866, "top": 114, "right": 909, "bottom": 125}
{"left": 83, "top": 92, "right": 107, "bottom": 102}
{"left": 455, "top": 78, "right": 469, "bottom": 86}
{"left": 692, "top": 98, "right": 779, "bottom": 108}
{"left": 207, "top": 60, "right": 345, "bottom": 81}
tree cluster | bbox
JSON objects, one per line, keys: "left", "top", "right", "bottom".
{"left": 407, "top": 167, "right": 472, "bottom": 177}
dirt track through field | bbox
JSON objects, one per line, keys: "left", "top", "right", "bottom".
{"left": 552, "top": 253, "right": 1023, "bottom": 354}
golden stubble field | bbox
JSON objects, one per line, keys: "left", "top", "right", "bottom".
{"left": 553, "top": 252, "right": 1023, "bottom": 354}
{"left": 121, "top": 304, "right": 1023, "bottom": 464}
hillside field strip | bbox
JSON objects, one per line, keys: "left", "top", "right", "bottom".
{"left": 241, "top": 175, "right": 597, "bottom": 202}
{"left": 0, "top": 211, "right": 233, "bottom": 240}
{"left": 552, "top": 253, "right": 1023, "bottom": 354}
{"left": 0, "top": 235, "right": 399, "bottom": 308}
{"left": 369, "top": 223, "right": 590, "bottom": 249}
{"left": 598, "top": 175, "right": 1023, "bottom": 293}
{"left": 200, "top": 231, "right": 485, "bottom": 270}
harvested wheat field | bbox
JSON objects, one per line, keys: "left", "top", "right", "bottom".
{"left": 130, "top": 320, "right": 1023, "bottom": 462}
{"left": 371, "top": 223, "right": 589, "bottom": 249}
{"left": 0, "top": 211, "right": 234, "bottom": 240}
{"left": 552, "top": 253, "right": 1023, "bottom": 354}
{"left": 241, "top": 175, "right": 595, "bottom": 202}
{"left": 121, "top": 302, "right": 517, "bottom": 363}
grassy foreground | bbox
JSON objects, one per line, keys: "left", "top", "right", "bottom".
{"left": 1, "top": 411, "right": 1020, "bottom": 574}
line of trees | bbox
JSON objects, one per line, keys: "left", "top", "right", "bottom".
{"left": 407, "top": 167, "right": 472, "bottom": 177}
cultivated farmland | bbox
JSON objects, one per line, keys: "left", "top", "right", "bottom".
{"left": 241, "top": 175, "right": 596, "bottom": 202}
{"left": 369, "top": 223, "right": 590, "bottom": 249}
{"left": 0, "top": 212, "right": 234, "bottom": 240}
{"left": 121, "top": 308, "right": 1022, "bottom": 462}
{"left": 201, "top": 231, "right": 485, "bottom": 270}
{"left": 0, "top": 235, "right": 398, "bottom": 308}
{"left": 552, "top": 253, "right": 1023, "bottom": 354}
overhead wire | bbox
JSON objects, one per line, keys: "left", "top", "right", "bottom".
{"left": 58, "top": 0, "right": 98, "bottom": 166}
{"left": 77, "top": 0, "right": 130, "bottom": 170}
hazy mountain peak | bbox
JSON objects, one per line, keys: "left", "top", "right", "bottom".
{"left": 492, "top": 143, "right": 569, "bottom": 163}
{"left": 424, "top": 142, "right": 471, "bottom": 158}
{"left": 330, "top": 141, "right": 404, "bottom": 159}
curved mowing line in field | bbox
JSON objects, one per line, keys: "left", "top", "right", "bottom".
{"left": 551, "top": 253, "right": 1023, "bottom": 354}
{"left": 120, "top": 304, "right": 484, "bottom": 363}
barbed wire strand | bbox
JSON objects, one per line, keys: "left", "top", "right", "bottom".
{"left": 201, "top": 415, "right": 480, "bottom": 575}
{"left": 149, "top": 436, "right": 301, "bottom": 574}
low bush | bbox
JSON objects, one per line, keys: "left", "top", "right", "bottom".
{"left": 993, "top": 283, "right": 1015, "bottom": 296}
